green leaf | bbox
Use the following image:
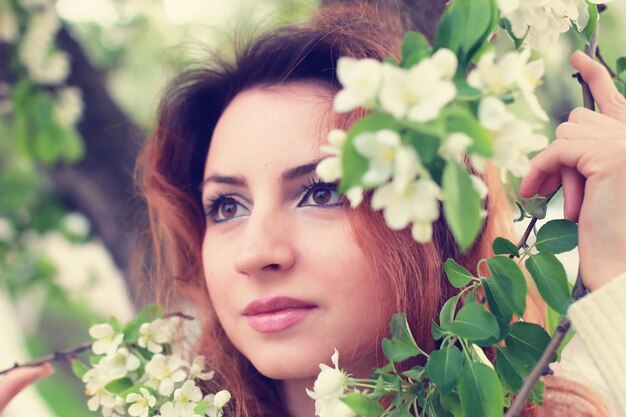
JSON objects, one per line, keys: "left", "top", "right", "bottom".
{"left": 401, "top": 32, "right": 432, "bottom": 68}
{"left": 444, "top": 259, "right": 474, "bottom": 288}
{"left": 526, "top": 253, "right": 572, "bottom": 315}
{"left": 70, "top": 359, "right": 89, "bottom": 379}
{"left": 432, "top": 320, "right": 446, "bottom": 340}
{"left": 440, "top": 392, "right": 464, "bottom": 417}
{"left": 616, "top": 80, "right": 626, "bottom": 98}
{"left": 434, "top": 0, "right": 499, "bottom": 70}
{"left": 194, "top": 402, "right": 210, "bottom": 415}
{"left": 443, "top": 108, "right": 493, "bottom": 157}
{"left": 136, "top": 303, "right": 162, "bottom": 323}
{"left": 105, "top": 378, "right": 134, "bottom": 394}
{"left": 458, "top": 361, "right": 503, "bottom": 417}
{"left": 617, "top": 57, "right": 626, "bottom": 78}
{"left": 521, "top": 195, "right": 548, "bottom": 219}
{"left": 405, "top": 130, "right": 442, "bottom": 166}
{"left": 583, "top": 3, "right": 599, "bottom": 40}
{"left": 492, "top": 237, "right": 520, "bottom": 257}
{"left": 506, "top": 321, "right": 553, "bottom": 362}
{"left": 448, "top": 302, "right": 500, "bottom": 342}
{"left": 535, "top": 219, "right": 578, "bottom": 254}
{"left": 428, "top": 392, "right": 455, "bottom": 417}
{"left": 484, "top": 256, "right": 527, "bottom": 321}
{"left": 402, "top": 366, "right": 425, "bottom": 380}
{"left": 426, "top": 346, "right": 464, "bottom": 395}
{"left": 382, "top": 313, "right": 425, "bottom": 362}
{"left": 454, "top": 80, "right": 482, "bottom": 101}
{"left": 544, "top": 306, "right": 575, "bottom": 360}
{"left": 341, "top": 392, "right": 384, "bottom": 417}
{"left": 494, "top": 346, "right": 535, "bottom": 390}
{"left": 442, "top": 162, "right": 483, "bottom": 252}
{"left": 340, "top": 114, "right": 400, "bottom": 192}
{"left": 499, "top": 18, "right": 526, "bottom": 49}
{"left": 123, "top": 320, "right": 141, "bottom": 342}
{"left": 439, "top": 295, "right": 460, "bottom": 330}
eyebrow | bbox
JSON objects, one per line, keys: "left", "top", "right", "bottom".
{"left": 200, "top": 158, "right": 326, "bottom": 191}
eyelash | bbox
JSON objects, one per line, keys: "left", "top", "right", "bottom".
{"left": 203, "top": 179, "right": 344, "bottom": 224}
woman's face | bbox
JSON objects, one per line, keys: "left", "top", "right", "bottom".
{"left": 201, "top": 83, "right": 392, "bottom": 380}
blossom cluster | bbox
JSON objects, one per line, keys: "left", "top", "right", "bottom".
{"left": 0, "top": 0, "right": 84, "bottom": 128}
{"left": 77, "top": 316, "right": 231, "bottom": 417}
{"left": 306, "top": 350, "right": 355, "bottom": 417}
{"left": 317, "top": 46, "right": 548, "bottom": 243}
{"left": 498, "top": 0, "right": 612, "bottom": 52}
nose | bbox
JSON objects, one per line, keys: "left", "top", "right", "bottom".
{"left": 233, "top": 208, "right": 297, "bottom": 276}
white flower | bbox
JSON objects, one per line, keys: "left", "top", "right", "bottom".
{"left": 471, "top": 344, "right": 494, "bottom": 369}
{"left": 126, "top": 388, "right": 157, "bottom": 417}
{"left": 213, "top": 391, "right": 231, "bottom": 409}
{"left": 156, "top": 402, "right": 178, "bottom": 417}
{"left": 145, "top": 354, "right": 187, "bottom": 396}
{"left": 188, "top": 356, "right": 215, "bottom": 381}
{"left": 354, "top": 129, "right": 402, "bottom": 186}
{"left": 102, "top": 347, "right": 140, "bottom": 379}
{"left": 371, "top": 178, "right": 441, "bottom": 242}
{"left": 138, "top": 317, "right": 179, "bottom": 353}
{"left": 0, "top": 217, "right": 15, "bottom": 242}
{"left": 468, "top": 49, "right": 547, "bottom": 120}
{"left": 478, "top": 96, "right": 515, "bottom": 131}
{"left": 0, "top": 2, "right": 18, "bottom": 42}
{"left": 306, "top": 349, "right": 355, "bottom": 417}
{"left": 316, "top": 129, "right": 347, "bottom": 183}
{"left": 470, "top": 175, "right": 489, "bottom": 201}
{"left": 173, "top": 380, "right": 203, "bottom": 414}
{"left": 89, "top": 323, "right": 123, "bottom": 355}
{"left": 54, "top": 87, "right": 84, "bottom": 127}
{"left": 334, "top": 58, "right": 383, "bottom": 112}
{"left": 379, "top": 50, "right": 457, "bottom": 122}
{"left": 438, "top": 132, "right": 472, "bottom": 163}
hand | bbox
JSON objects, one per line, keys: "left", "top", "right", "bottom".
{"left": 0, "top": 363, "right": 54, "bottom": 412}
{"left": 519, "top": 50, "right": 626, "bottom": 292}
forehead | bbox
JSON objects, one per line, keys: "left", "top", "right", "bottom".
{"left": 203, "top": 83, "right": 334, "bottom": 178}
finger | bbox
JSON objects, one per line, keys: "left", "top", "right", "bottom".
{"left": 0, "top": 364, "right": 54, "bottom": 411}
{"left": 537, "top": 172, "right": 562, "bottom": 196}
{"left": 571, "top": 51, "right": 626, "bottom": 123}
{"left": 568, "top": 107, "right": 625, "bottom": 129}
{"left": 519, "top": 139, "right": 598, "bottom": 198}
{"left": 561, "top": 167, "right": 585, "bottom": 223}
{"left": 555, "top": 123, "right": 625, "bottom": 141}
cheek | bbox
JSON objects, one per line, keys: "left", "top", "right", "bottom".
{"left": 201, "top": 234, "right": 234, "bottom": 319}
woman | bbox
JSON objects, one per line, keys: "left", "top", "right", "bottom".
{"left": 3, "top": 4, "right": 626, "bottom": 417}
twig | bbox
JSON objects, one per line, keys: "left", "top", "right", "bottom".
{"left": 0, "top": 312, "right": 195, "bottom": 376}
{"left": 596, "top": 48, "right": 617, "bottom": 78}
{"left": 504, "top": 15, "right": 599, "bottom": 417}
{"left": 507, "top": 318, "right": 572, "bottom": 415}
{"left": 0, "top": 342, "right": 92, "bottom": 376}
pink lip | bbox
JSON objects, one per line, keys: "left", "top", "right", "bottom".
{"left": 243, "top": 297, "right": 317, "bottom": 333}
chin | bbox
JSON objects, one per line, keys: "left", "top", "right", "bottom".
{"left": 244, "top": 346, "right": 327, "bottom": 381}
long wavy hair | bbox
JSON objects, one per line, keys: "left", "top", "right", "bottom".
{"left": 136, "top": 2, "right": 612, "bottom": 416}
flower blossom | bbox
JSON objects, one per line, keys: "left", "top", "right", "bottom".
{"left": 126, "top": 388, "right": 157, "bottom": 417}
{"left": 498, "top": 0, "right": 612, "bottom": 52}
{"left": 477, "top": 97, "right": 548, "bottom": 182}
{"left": 138, "top": 317, "right": 180, "bottom": 353}
{"left": 334, "top": 58, "right": 383, "bottom": 112}
{"left": 89, "top": 323, "right": 123, "bottom": 355}
{"left": 54, "top": 87, "right": 84, "bottom": 127}
{"left": 103, "top": 347, "right": 141, "bottom": 379}
{"left": 467, "top": 49, "right": 547, "bottom": 121}
{"left": 316, "top": 129, "right": 364, "bottom": 208}
{"left": 145, "top": 354, "right": 188, "bottom": 396}
{"left": 173, "top": 380, "right": 203, "bottom": 414}
{"left": 379, "top": 49, "right": 457, "bottom": 123}
{"left": 0, "top": 1, "right": 18, "bottom": 43}
{"left": 438, "top": 132, "right": 473, "bottom": 163}
{"left": 188, "top": 356, "right": 215, "bottom": 381}
{"left": 306, "top": 349, "right": 355, "bottom": 417}
{"left": 372, "top": 178, "right": 441, "bottom": 243}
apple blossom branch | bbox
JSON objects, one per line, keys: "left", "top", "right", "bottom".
{"left": 0, "top": 312, "right": 193, "bottom": 377}
{"left": 504, "top": 17, "right": 602, "bottom": 417}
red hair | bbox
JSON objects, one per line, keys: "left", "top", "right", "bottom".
{"left": 136, "top": 3, "right": 608, "bottom": 416}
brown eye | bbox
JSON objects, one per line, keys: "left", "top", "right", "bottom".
{"left": 312, "top": 189, "right": 331, "bottom": 204}
{"left": 298, "top": 181, "right": 343, "bottom": 207}
{"left": 220, "top": 200, "right": 238, "bottom": 219}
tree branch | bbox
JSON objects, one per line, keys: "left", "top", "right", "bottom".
{"left": 0, "top": 342, "right": 92, "bottom": 377}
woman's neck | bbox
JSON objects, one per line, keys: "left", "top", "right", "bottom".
{"left": 281, "top": 376, "right": 317, "bottom": 417}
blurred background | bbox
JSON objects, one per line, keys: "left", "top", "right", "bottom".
{"left": 0, "top": 1, "right": 625, "bottom": 416}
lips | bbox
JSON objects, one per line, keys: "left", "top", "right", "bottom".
{"left": 243, "top": 296, "right": 317, "bottom": 333}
